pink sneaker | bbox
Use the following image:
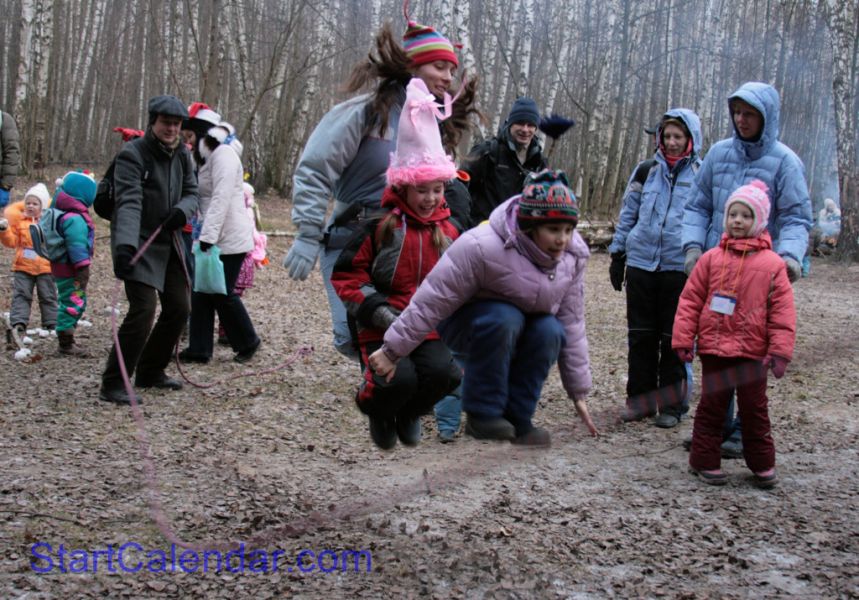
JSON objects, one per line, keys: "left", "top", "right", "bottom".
{"left": 689, "top": 466, "right": 727, "bottom": 486}
{"left": 753, "top": 468, "right": 779, "bottom": 489}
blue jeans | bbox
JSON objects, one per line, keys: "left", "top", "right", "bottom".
{"left": 438, "top": 300, "right": 565, "bottom": 435}
{"left": 434, "top": 352, "right": 464, "bottom": 434}
{"left": 319, "top": 227, "right": 360, "bottom": 362}
{"left": 683, "top": 361, "right": 693, "bottom": 414}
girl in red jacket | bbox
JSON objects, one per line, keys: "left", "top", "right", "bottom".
{"left": 332, "top": 77, "right": 462, "bottom": 450}
{"left": 673, "top": 180, "right": 796, "bottom": 488}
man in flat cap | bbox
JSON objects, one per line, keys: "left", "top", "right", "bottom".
{"left": 100, "top": 95, "right": 199, "bottom": 405}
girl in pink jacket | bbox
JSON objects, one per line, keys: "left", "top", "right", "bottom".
{"left": 673, "top": 180, "right": 796, "bottom": 488}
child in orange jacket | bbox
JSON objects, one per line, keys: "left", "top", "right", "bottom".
{"left": 0, "top": 184, "right": 57, "bottom": 335}
{"left": 673, "top": 180, "right": 796, "bottom": 489}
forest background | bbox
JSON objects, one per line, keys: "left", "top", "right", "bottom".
{"left": 1, "top": 0, "right": 857, "bottom": 256}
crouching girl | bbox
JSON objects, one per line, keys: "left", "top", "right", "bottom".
{"left": 369, "top": 170, "right": 599, "bottom": 446}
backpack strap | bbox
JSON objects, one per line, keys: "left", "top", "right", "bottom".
{"left": 633, "top": 158, "right": 657, "bottom": 186}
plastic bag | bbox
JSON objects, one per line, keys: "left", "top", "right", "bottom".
{"left": 193, "top": 243, "right": 227, "bottom": 294}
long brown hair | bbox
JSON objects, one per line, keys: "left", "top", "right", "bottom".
{"left": 344, "top": 22, "right": 482, "bottom": 153}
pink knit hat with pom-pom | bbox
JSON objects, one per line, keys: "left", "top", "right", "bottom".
{"left": 724, "top": 179, "right": 771, "bottom": 237}
{"left": 386, "top": 77, "right": 457, "bottom": 187}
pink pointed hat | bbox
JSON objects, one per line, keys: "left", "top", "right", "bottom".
{"left": 386, "top": 77, "right": 457, "bottom": 187}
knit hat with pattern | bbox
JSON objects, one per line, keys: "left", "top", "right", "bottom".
{"left": 517, "top": 170, "right": 578, "bottom": 228}
{"left": 724, "top": 179, "right": 771, "bottom": 238}
{"left": 402, "top": 0, "right": 458, "bottom": 68}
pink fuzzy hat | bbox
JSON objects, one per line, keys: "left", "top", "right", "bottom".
{"left": 386, "top": 77, "right": 457, "bottom": 187}
{"left": 724, "top": 179, "right": 771, "bottom": 237}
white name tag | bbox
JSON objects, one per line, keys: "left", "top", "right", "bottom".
{"left": 710, "top": 293, "right": 736, "bottom": 315}
{"left": 22, "top": 248, "right": 39, "bottom": 260}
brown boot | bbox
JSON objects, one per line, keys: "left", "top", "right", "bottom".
{"left": 57, "top": 329, "right": 90, "bottom": 358}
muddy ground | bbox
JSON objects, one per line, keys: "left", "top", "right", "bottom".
{"left": 1, "top": 179, "right": 857, "bottom": 599}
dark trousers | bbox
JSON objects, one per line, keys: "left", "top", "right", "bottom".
{"left": 356, "top": 339, "right": 461, "bottom": 421}
{"left": 439, "top": 300, "right": 565, "bottom": 435}
{"left": 102, "top": 250, "right": 190, "bottom": 388}
{"left": 10, "top": 271, "right": 57, "bottom": 329}
{"left": 690, "top": 355, "right": 775, "bottom": 473}
{"left": 187, "top": 252, "right": 259, "bottom": 358}
{"left": 625, "top": 267, "right": 688, "bottom": 417}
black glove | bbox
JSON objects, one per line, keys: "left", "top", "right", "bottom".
{"left": 199, "top": 241, "right": 213, "bottom": 253}
{"left": 609, "top": 252, "right": 626, "bottom": 292}
{"left": 114, "top": 244, "right": 136, "bottom": 280}
{"left": 74, "top": 265, "right": 90, "bottom": 291}
{"left": 371, "top": 305, "right": 401, "bottom": 330}
{"left": 163, "top": 207, "right": 187, "bottom": 231}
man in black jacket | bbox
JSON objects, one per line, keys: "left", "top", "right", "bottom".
{"left": 463, "top": 97, "right": 547, "bottom": 223}
{"left": 99, "top": 95, "right": 199, "bottom": 405}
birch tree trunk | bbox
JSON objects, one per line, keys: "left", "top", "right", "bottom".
{"left": 14, "top": 0, "right": 36, "bottom": 120}
{"left": 516, "top": 0, "right": 535, "bottom": 95}
{"left": 453, "top": 0, "right": 475, "bottom": 75}
{"left": 824, "top": 0, "right": 859, "bottom": 260}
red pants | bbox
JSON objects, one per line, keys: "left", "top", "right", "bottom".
{"left": 690, "top": 355, "right": 775, "bottom": 473}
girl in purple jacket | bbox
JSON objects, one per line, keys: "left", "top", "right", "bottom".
{"left": 369, "top": 170, "right": 599, "bottom": 446}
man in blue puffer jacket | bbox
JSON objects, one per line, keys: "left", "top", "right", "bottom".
{"left": 682, "top": 81, "right": 812, "bottom": 456}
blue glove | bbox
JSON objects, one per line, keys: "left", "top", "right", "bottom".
{"left": 0, "top": 188, "right": 9, "bottom": 208}
{"left": 283, "top": 229, "right": 322, "bottom": 281}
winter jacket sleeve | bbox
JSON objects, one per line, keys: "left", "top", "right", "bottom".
{"left": 445, "top": 178, "right": 473, "bottom": 232}
{"left": 682, "top": 155, "right": 716, "bottom": 252}
{"left": 199, "top": 147, "right": 240, "bottom": 246}
{"left": 461, "top": 140, "right": 493, "bottom": 222}
{"left": 176, "top": 147, "right": 200, "bottom": 221}
{"left": 771, "top": 154, "right": 812, "bottom": 264}
{"left": 0, "top": 112, "right": 20, "bottom": 189}
{"left": 0, "top": 202, "right": 21, "bottom": 247}
{"left": 112, "top": 145, "right": 145, "bottom": 250}
{"left": 382, "top": 233, "right": 484, "bottom": 360}
{"left": 766, "top": 262, "right": 796, "bottom": 360}
{"left": 291, "top": 97, "right": 371, "bottom": 240}
{"left": 554, "top": 257, "right": 592, "bottom": 397}
{"left": 608, "top": 167, "right": 645, "bottom": 255}
{"left": 672, "top": 250, "right": 713, "bottom": 349}
{"left": 62, "top": 214, "right": 91, "bottom": 269}
{"left": 331, "top": 224, "right": 390, "bottom": 328}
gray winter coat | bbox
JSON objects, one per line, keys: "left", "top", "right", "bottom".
{"left": 110, "top": 129, "right": 199, "bottom": 291}
{"left": 0, "top": 111, "right": 21, "bottom": 189}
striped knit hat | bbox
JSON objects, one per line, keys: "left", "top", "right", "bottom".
{"left": 517, "top": 170, "right": 578, "bottom": 229}
{"left": 402, "top": 1, "right": 458, "bottom": 68}
{"left": 724, "top": 179, "right": 771, "bottom": 238}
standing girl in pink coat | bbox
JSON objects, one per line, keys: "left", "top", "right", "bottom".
{"left": 673, "top": 180, "right": 796, "bottom": 488}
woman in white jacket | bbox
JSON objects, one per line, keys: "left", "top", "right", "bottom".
{"left": 179, "top": 123, "right": 260, "bottom": 363}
